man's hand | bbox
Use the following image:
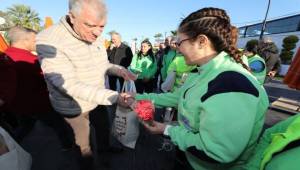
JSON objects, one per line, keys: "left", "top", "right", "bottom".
{"left": 0, "top": 98, "right": 4, "bottom": 107}
{"left": 118, "top": 93, "right": 136, "bottom": 107}
{"left": 142, "top": 121, "right": 166, "bottom": 135}
{"left": 118, "top": 92, "right": 135, "bottom": 107}
{"left": 118, "top": 68, "right": 137, "bottom": 81}
{"left": 268, "top": 71, "right": 277, "bottom": 78}
{"left": 0, "top": 135, "right": 8, "bottom": 155}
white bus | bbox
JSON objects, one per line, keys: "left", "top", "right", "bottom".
{"left": 237, "top": 14, "right": 300, "bottom": 52}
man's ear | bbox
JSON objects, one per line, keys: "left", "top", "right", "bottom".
{"left": 68, "top": 12, "right": 75, "bottom": 24}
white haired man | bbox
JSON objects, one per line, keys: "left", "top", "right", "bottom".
{"left": 107, "top": 31, "right": 133, "bottom": 91}
{"left": 36, "top": 0, "right": 135, "bottom": 159}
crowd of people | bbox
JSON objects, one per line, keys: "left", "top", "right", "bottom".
{"left": 0, "top": 0, "right": 298, "bottom": 170}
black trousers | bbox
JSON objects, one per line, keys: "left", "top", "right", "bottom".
{"left": 108, "top": 75, "right": 124, "bottom": 91}
{"left": 135, "top": 79, "right": 155, "bottom": 93}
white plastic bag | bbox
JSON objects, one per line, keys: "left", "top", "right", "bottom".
{"left": 112, "top": 80, "right": 139, "bottom": 149}
{"left": 0, "top": 127, "right": 32, "bottom": 170}
{"left": 161, "top": 71, "right": 176, "bottom": 92}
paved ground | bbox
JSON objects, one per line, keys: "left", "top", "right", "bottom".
{"left": 263, "top": 80, "right": 300, "bottom": 126}
{"left": 17, "top": 79, "right": 300, "bottom": 170}
{"left": 20, "top": 107, "right": 177, "bottom": 170}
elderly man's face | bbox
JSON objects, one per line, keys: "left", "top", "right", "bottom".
{"left": 69, "top": 5, "right": 106, "bottom": 43}
{"left": 111, "top": 34, "right": 121, "bottom": 47}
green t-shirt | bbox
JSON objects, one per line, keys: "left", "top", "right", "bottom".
{"left": 167, "top": 55, "right": 196, "bottom": 91}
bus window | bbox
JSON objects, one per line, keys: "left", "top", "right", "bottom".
{"left": 239, "top": 27, "right": 246, "bottom": 38}
{"left": 245, "top": 24, "right": 262, "bottom": 37}
{"left": 265, "top": 15, "right": 300, "bottom": 34}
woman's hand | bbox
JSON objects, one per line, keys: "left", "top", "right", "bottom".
{"left": 142, "top": 120, "right": 166, "bottom": 135}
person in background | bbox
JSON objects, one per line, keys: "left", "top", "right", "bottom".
{"left": 156, "top": 42, "right": 166, "bottom": 60}
{"left": 165, "top": 52, "right": 196, "bottom": 92}
{"left": 128, "top": 40, "right": 157, "bottom": 93}
{"left": 36, "top": 0, "right": 135, "bottom": 162}
{"left": 154, "top": 42, "right": 166, "bottom": 90}
{"left": 107, "top": 31, "right": 133, "bottom": 91}
{"left": 257, "top": 36, "right": 281, "bottom": 83}
{"left": 4, "top": 27, "right": 52, "bottom": 118}
{"left": 231, "top": 25, "right": 249, "bottom": 66}
{"left": 160, "top": 37, "right": 178, "bottom": 86}
{"left": 245, "top": 40, "right": 266, "bottom": 85}
{"left": 3, "top": 26, "right": 76, "bottom": 152}
{"left": 164, "top": 36, "right": 172, "bottom": 55}
{"left": 124, "top": 7, "right": 269, "bottom": 170}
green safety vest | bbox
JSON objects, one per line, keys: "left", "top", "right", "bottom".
{"left": 260, "top": 116, "right": 300, "bottom": 170}
{"left": 167, "top": 55, "right": 196, "bottom": 91}
{"left": 248, "top": 54, "right": 266, "bottom": 85}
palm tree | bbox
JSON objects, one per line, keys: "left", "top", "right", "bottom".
{"left": 6, "top": 4, "right": 41, "bottom": 30}
{"left": 170, "top": 30, "right": 177, "bottom": 36}
{"left": 0, "top": 11, "right": 13, "bottom": 31}
{"left": 154, "top": 33, "right": 163, "bottom": 41}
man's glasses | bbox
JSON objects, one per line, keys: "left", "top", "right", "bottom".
{"left": 175, "top": 37, "right": 193, "bottom": 47}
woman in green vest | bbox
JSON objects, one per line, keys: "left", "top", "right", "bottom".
{"left": 245, "top": 40, "right": 267, "bottom": 85}
{"left": 128, "top": 40, "right": 157, "bottom": 93}
{"left": 123, "top": 7, "right": 269, "bottom": 170}
{"left": 246, "top": 115, "right": 300, "bottom": 170}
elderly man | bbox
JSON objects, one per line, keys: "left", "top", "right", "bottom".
{"left": 36, "top": 0, "right": 135, "bottom": 157}
{"left": 257, "top": 36, "right": 281, "bottom": 83}
{"left": 107, "top": 31, "right": 133, "bottom": 91}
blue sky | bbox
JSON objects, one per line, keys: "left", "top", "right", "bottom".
{"left": 0, "top": 0, "right": 300, "bottom": 43}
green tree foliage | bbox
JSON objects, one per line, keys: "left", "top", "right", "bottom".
{"left": 154, "top": 33, "right": 163, "bottom": 39}
{"left": 170, "top": 30, "right": 177, "bottom": 36}
{"left": 6, "top": 4, "right": 41, "bottom": 30}
{"left": 280, "top": 35, "right": 299, "bottom": 64}
{"left": 0, "top": 10, "right": 14, "bottom": 31}
{"left": 154, "top": 33, "right": 163, "bottom": 43}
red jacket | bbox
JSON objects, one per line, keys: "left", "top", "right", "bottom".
{"left": 4, "top": 47, "right": 52, "bottom": 115}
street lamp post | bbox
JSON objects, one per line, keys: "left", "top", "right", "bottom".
{"left": 259, "top": 0, "right": 271, "bottom": 40}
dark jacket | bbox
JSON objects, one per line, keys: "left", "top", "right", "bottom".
{"left": 0, "top": 54, "right": 16, "bottom": 110}
{"left": 107, "top": 43, "right": 133, "bottom": 68}
{"left": 257, "top": 42, "right": 281, "bottom": 73}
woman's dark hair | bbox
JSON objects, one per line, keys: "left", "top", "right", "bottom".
{"left": 138, "top": 39, "right": 155, "bottom": 61}
{"left": 178, "top": 7, "right": 249, "bottom": 70}
{"left": 245, "top": 39, "right": 259, "bottom": 54}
